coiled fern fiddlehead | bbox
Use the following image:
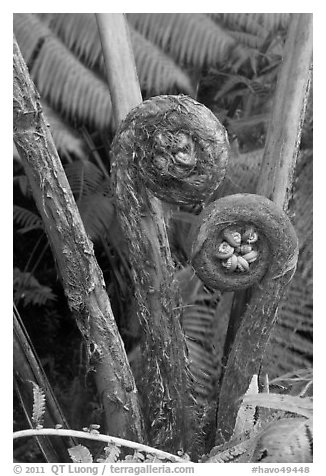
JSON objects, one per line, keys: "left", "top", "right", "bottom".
{"left": 191, "top": 193, "right": 299, "bottom": 442}
{"left": 111, "top": 94, "right": 230, "bottom": 452}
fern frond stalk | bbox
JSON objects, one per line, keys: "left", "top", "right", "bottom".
{"left": 256, "top": 13, "right": 313, "bottom": 209}
{"left": 13, "top": 36, "right": 145, "bottom": 444}
{"left": 111, "top": 93, "right": 229, "bottom": 452}
{"left": 191, "top": 194, "right": 299, "bottom": 443}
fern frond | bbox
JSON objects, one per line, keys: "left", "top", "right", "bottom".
{"left": 212, "top": 13, "right": 268, "bottom": 38}
{"left": 14, "top": 13, "right": 113, "bottom": 131}
{"left": 14, "top": 268, "right": 56, "bottom": 307}
{"left": 13, "top": 174, "right": 32, "bottom": 197}
{"left": 13, "top": 205, "right": 43, "bottom": 233}
{"left": 42, "top": 102, "right": 88, "bottom": 162}
{"left": 228, "top": 30, "right": 264, "bottom": 49}
{"left": 78, "top": 193, "right": 115, "bottom": 242}
{"left": 61, "top": 161, "right": 115, "bottom": 241}
{"left": 40, "top": 13, "right": 193, "bottom": 95}
{"left": 270, "top": 369, "right": 313, "bottom": 398}
{"left": 68, "top": 444, "right": 93, "bottom": 463}
{"left": 252, "top": 417, "right": 312, "bottom": 463}
{"left": 214, "top": 73, "right": 254, "bottom": 101}
{"left": 64, "top": 161, "right": 108, "bottom": 198}
{"left": 242, "top": 393, "right": 312, "bottom": 419}
{"left": 131, "top": 28, "right": 193, "bottom": 95}
{"left": 30, "top": 381, "right": 46, "bottom": 427}
{"left": 233, "top": 375, "right": 259, "bottom": 438}
{"left": 99, "top": 443, "right": 121, "bottom": 463}
{"left": 214, "top": 13, "right": 290, "bottom": 36}
{"left": 259, "top": 13, "right": 291, "bottom": 31}
{"left": 128, "top": 13, "right": 236, "bottom": 68}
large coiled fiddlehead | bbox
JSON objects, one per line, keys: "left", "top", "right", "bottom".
{"left": 111, "top": 95, "right": 230, "bottom": 452}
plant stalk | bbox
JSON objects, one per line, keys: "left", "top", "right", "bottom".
{"left": 215, "top": 13, "right": 312, "bottom": 443}
{"left": 13, "top": 35, "right": 145, "bottom": 443}
{"left": 96, "top": 15, "right": 196, "bottom": 452}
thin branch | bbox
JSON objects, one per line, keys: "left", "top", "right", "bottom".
{"left": 13, "top": 429, "right": 186, "bottom": 463}
{"left": 95, "top": 13, "right": 142, "bottom": 124}
{"left": 13, "top": 35, "right": 145, "bottom": 443}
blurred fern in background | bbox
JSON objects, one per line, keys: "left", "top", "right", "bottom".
{"left": 13, "top": 13, "right": 312, "bottom": 442}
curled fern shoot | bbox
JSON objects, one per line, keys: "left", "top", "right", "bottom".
{"left": 111, "top": 94, "right": 230, "bottom": 453}
{"left": 191, "top": 193, "right": 299, "bottom": 442}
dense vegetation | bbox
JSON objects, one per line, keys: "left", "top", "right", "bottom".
{"left": 13, "top": 13, "right": 312, "bottom": 463}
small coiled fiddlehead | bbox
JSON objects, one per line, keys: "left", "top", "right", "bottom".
{"left": 190, "top": 193, "right": 299, "bottom": 442}
{"left": 111, "top": 94, "right": 230, "bottom": 452}
{"left": 191, "top": 193, "right": 298, "bottom": 292}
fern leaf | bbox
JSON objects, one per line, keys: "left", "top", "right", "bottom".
{"left": 252, "top": 417, "right": 313, "bottom": 463}
{"left": 233, "top": 375, "right": 259, "bottom": 438}
{"left": 30, "top": 381, "right": 46, "bottom": 427}
{"left": 14, "top": 205, "right": 43, "bottom": 233}
{"left": 68, "top": 444, "right": 93, "bottom": 463}
{"left": 13, "top": 175, "right": 32, "bottom": 197}
{"left": 64, "top": 161, "right": 107, "bottom": 198}
{"left": 78, "top": 193, "right": 115, "bottom": 242}
{"left": 99, "top": 443, "right": 121, "bottom": 462}
{"left": 213, "top": 13, "right": 269, "bottom": 37}
{"left": 228, "top": 30, "right": 264, "bottom": 49}
{"left": 206, "top": 434, "right": 257, "bottom": 463}
{"left": 270, "top": 368, "right": 313, "bottom": 397}
{"left": 242, "top": 393, "right": 313, "bottom": 419}
{"left": 42, "top": 102, "right": 87, "bottom": 162}
{"left": 40, "top": 13, "right": 193, "bottom": 95}
{"left": 128, "top": 13, "right": 236, "bottom": 68}
{"left": 14, "top": 268, "right": 56, "bottom": 307}
{"left": 14, "top": 13, "right": 113, "bottom": 131}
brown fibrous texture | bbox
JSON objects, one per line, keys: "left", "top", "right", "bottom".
{"left": 191, "top": 194, "right": 299, "bottom": 291}
{"left": 111, "top": 94, "right": 230, "bottom": 206}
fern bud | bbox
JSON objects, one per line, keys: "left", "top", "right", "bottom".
{"left": 111, "top": 95, "right": 230, "bottom": 206}
{"left": 191, "top": 193, "right": 298, "bottom": 291}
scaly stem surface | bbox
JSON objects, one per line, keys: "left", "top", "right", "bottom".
{"left": 191, "top": 194, "right": 298, "bottom": 443}
{"left": 111, "top": 94, "right": 230, "bottom": 452}
{"left": 214, "top": 13, "right": 312, "bottom": 443}
{"left": 13, "top": 36, "right": 145, "bottom": 443}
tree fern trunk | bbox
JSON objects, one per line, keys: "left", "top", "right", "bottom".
{"left": 13, "top": 36, "right": 145, "bottom": 444}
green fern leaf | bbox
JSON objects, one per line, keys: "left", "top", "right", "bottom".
{"left": 68, "top": 444, "right": 93, "bottom": 463}
{"left": 30, "top": 381, "right": 46, "bottom": 427}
